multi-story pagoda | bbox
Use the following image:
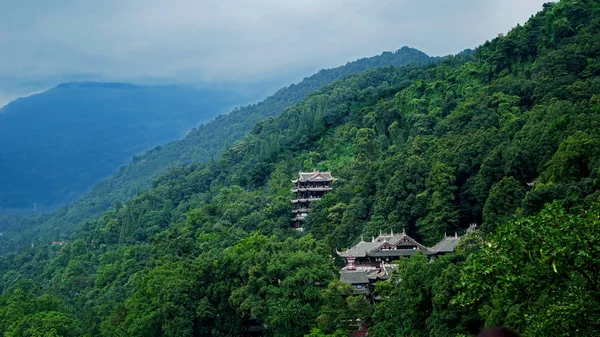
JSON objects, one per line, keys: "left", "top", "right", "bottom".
{"left": 337, "top": 227, "right": 474, "bottom": 292}
{"left": 290, "top": 171, "right": 335, "bottom": 230}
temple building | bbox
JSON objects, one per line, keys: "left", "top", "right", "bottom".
{"left": 290, "top": 171, "right": 335, "bottom": 230}
{"left": 337, "top": 228, "right": 471, "bottom": 291}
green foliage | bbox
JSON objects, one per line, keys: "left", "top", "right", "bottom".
{"left": 457, "top": 202, "right": 600, "bottom": 336}
{"left": 314, "top": 281, "right": 372, "bottom": 335}
{"left": 417, "top": 162, "right": 459, "bottom": 245}
{"left": 0, "top": 281, "right": 81, "bottom": 337}
{"left": 544, "top": 131, "right": 600, "bottom": 183}
{"left": 482, "top": 176, "right": 526, "bottom": 233}
{"left": 1, "top": 1, "right": 600, "bottom": 336}
{"left": 372, "top": 253, "right": 438, "bottom": 337}
{"left": 0, "top": 47, "right": 433, "bottom": 253}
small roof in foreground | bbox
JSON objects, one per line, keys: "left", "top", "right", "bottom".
{"left": 340, "top": 271, "right": 370, "bottom": 284}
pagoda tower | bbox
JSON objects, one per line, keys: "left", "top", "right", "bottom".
{"left": 291, "top": 171, "right": 335, "bottom": 230}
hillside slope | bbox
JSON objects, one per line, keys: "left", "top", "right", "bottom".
{"left": 88, "top": 47, "right": 433, "bottom": 206}
{"left": 1, "top": 47, "right": 432, "bottom": 240}
{"left": 0, "top": 1, "right": 599, "bottom": 336}
{"left": 0, "top": 82, "right": 254, "bottom": 213}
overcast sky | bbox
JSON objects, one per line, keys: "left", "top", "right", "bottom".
{"left": 1, "top": 0, "right": 548, "bottom": 105}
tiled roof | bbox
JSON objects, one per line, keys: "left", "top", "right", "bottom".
{"left": 293, "top": 171, "right": 335, "bottom": 182}
{"left": 338, "top": 231, "right": 462, "bottom": 258}
{"left": 431, "top": 235, "right": 461, "bottom": 253}
{"left": 338, "top": 241, "right": 382, "bottom": 257}
{"left": 341, "top": 264, "right": 398, "bottom": 282}
{"left": 338, "top": 232, "right": 428, "bottom": 256}
{"left": 339, "top": 271, "right": 370, "bottom": 284}
{"left": 368, "top": 249, "right": 435, "bottom": 257}
{"left": 378, "top": 265, "right": 397, "bottom": 280}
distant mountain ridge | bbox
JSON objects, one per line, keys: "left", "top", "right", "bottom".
{"left": 0, "top": 46, "right": 434, "bottom": 244}
{"left": 2, "top": 1, "right": 600, "bottom": 335}
{"left": 55, "top": 82, "right": 137, "bottom": 89}
{"left": 0, "top": 82, "right": 258, "bottom": 213}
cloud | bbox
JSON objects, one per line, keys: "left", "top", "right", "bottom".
{"left": 0, "top": 0, "right": 547, "bottom": 100}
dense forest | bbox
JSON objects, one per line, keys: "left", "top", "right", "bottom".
{"left": 0, "top": 82, "right": 256, "bottom": 213}
{"left": 1, "top": 1, "right": 600, "bottom": 336}
{"left": 0, "top": 47, "right": 432, "bottom": 251}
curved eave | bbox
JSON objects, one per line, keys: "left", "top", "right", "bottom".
{"left": 291, "top": 209, "right": 310, "bottom": 213}
{"left": 292, "top": 187, "right": 333, "bottom": 192}
{"left": 367, "top": 249, "right": 436, "bottom": 257}
{"left": 291, "top": 198, "right": 321, "bottom": 203}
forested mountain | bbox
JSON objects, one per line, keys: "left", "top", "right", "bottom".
{"left": 1, "top": 1, "right": 600, "bottom": 337}
{"left": 0, "top": 82, "right": 256, "bottom": 213}
{"left": 0, "top": 47, "right": 432, "bottom": 245}
{"left": 82, "top": 47, "right": 432, "bottom": 215}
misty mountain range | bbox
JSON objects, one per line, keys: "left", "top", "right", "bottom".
{"left": 0, "top": 46, "right": 432, "bottom": 229}
{"left": 0, "top": 82, "right": 262, "bottom": 213}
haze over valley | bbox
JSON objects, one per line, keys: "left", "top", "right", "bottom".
{"left": 2, "top": 1, "right": 599, "bottom": 337}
